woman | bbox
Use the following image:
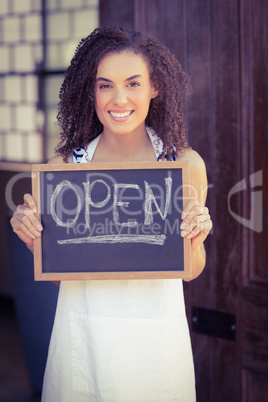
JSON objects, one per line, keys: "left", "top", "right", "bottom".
{"left": 11, "top": 26, "right": 212, "bottom": 401}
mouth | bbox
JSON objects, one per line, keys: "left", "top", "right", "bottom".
{"left": 108, "top": 110, "right": 134, "bottom": 119}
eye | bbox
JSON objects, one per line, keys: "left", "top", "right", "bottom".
{"left": 127, "top": 81, "right": 140, "bottom": 88}
{"left": 99, "top": 84, "right": 112, "bottom": 90}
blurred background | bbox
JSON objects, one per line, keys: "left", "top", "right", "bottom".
{"left": 0, "top": 0, "right": 267, "bottom": 401}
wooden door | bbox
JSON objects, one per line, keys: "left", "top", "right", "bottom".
{"left": 99, "top": 1, "right": 268, "bottom": 400}
{"left": 239, "top": 0, "right": 268, "bottom": 400}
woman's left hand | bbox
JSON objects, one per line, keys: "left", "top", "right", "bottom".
{"left": 180, "top": 198, "right": 212, "bottom": 250}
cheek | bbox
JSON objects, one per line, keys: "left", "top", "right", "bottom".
{"left": 94, "top": 105, "right": 103, "bottom": 125}
{"left": 138, "top": 91, "right": 154, "bottom": 111}
{"left": 94, "top": 98, "right": 102, "bottom": 123}
{"left": 95, "top": 91, "right": 110, "bottom": 110}
{"left": 94, "top": 92, "right": 104, "bottom": 116}
{"left": 134, "top": 91, "right": 150, "bottom": 107}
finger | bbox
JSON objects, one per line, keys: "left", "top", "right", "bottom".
{"left": 181, "top": 198, "right": 199, "bottom": 219}
{"left": 201, "top": 218, "right": 213, "bottom": 234}
{"left": 21, "top": 214, "right": 42, "bottom": 237}
{"left": 184, "top": 219, "right": 212, "bottom": 239}
{"left": 181, "top": 203, "right": 208, "bottom": 228}
{"left": 12, "top": 214, "right": 40, "bottom": 239}
{"left": 16, "top": 205, "right": 43, "bottom": 232}
{"left": 24, "top": 193, "right": 38, "bottom": 214}
{"left": 183, "top": 207, "right": 209, "bottom": 227}
{"left": 11, "top": 215, "right": 34, "bottom": 239}
{"left": 181, "top": 213, "right": 211, "bottom": 237}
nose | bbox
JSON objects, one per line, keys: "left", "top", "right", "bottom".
{"left": 113, "top": 88, "right": 127, "bottom": 106}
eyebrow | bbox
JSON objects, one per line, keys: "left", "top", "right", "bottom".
{"left": 96, "top": 74, "right": 142, "bottom": 82}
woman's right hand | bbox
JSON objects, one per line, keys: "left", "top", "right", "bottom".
{"left": 10, "top": 193, "right": 43, "bottom": 253}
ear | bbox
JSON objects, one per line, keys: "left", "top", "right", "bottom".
{"left": 151, "top": 86, "right": 158, "bottom": 99}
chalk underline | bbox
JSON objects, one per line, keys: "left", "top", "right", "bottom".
{"left": 57, "top": 234, "right": 166, "bottom": 246}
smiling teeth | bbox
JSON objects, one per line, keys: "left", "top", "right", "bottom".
{"left": 110, "top": 111, "right": 132, "bottom": 117}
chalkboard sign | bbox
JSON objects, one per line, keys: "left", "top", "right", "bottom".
{"left": 32, "top": 162, "right": 191, "bottom": 281}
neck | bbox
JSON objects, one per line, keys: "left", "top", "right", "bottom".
{"left": 99, "top": 126, "right": 155, "bottom": 162}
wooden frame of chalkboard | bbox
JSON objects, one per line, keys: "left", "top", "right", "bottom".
{"left": 32, "top": 161, "right": 191, "bottom": 281}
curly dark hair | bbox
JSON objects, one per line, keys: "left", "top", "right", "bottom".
{"left": 56, "top": 26, "right": 191, "bottom": 161}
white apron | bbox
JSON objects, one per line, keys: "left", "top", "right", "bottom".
{"left": 41, "top": 128, "right": 196, "bottom": 402}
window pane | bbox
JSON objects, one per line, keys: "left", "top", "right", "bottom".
{"left": 24, "top": 14, "right": 42, "bottom": 42}
{"left": 24, "top": 75, "right": 38, "bottom": 103}
{"left": 47, "top": 12, "right": 70, "bottom": 41}
{"left": 0, "top": 46, "right": 10, "bottom": 73}
{"left": 0, "top": 0, "right": 9, "bottom": 15}
{"left": 73, "top": 9, "right": 98, "bottom": 38}
{"left": 45, "top": 75, "right": 63, "bottom": 105}
{"left": 14, "top": 44, "right": 35, "bottom": 72}
{"left": 13, "top": 0, "right": 31, "bottom": 13}
{"left": 6, "top": 133, "right": 25, "bottom": 161}
{"left": 3, "top": 17, "right": 20, "bottom": 43}
{"left": 0, "top": 105, "right": 11, "bottom": 130}
{"left": 4, "top": 76, "right": 22, "bottom": 102}
{"left": 16, "top": 105, "right": 36, "bottom": 131}
{"left": 26, "top": 132, "right": 43, "bottom": 162}
{"left": 61, "top": 0, "right": 84, "bottom": 9}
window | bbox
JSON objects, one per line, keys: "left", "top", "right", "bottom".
{"left": 0, "top": 0, "right": 99, "bottom": 163}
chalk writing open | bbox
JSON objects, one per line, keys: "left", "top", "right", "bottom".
{"left": 50, "top": 177, "right": 172, "bottom": 246}
{"left": 32, "top": 162, "right": 191, "bottom": 280}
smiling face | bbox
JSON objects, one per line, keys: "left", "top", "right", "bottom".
{"left": 94, "top": 51, "right": 158, "bottom": 138}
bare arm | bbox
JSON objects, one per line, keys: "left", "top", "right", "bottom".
{"left": 178, "top": 149, "right": 212, "bottom": 281}
{"left": 10, "top": 155, "right": 68, "bottom": 285}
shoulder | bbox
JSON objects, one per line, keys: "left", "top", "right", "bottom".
{"left": 177, "top": 148, "right": 208, "bottom": 204}
{"left": 47, "top": 154, "right": 72, "bottom": 164}
{"left": 178, "top": 148, "right": 206, "bottom": 175}
{"left": 178, "top": 148, "right": 205, "bottom": 168}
